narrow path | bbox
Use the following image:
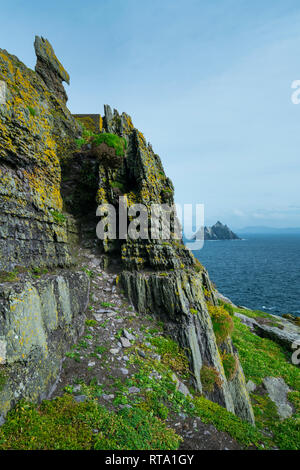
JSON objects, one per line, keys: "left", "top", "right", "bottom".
{"left": 54, "top": 247, "right": 242, "bottom": 450}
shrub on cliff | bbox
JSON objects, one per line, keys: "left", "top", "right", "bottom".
{"left": 208, "top": 305, "right": 234, "bottom": 345}
{"left": 92, "top": 133, "right": 127, "bottom": 157}
{"left": 221, "top": 353, "right": 238, "bottom": 381}
{"left": 200, "top": 365, "right": 223, "bottom": 393}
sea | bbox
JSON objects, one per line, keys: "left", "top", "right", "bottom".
{"left": 190, "top": 234, "right": 300, "bottom": 317}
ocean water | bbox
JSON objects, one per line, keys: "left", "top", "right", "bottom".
{"left": 191, "top": 234, "right": 300, "bottom": 317}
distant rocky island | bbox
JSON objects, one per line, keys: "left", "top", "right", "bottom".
{"left": 194, "top": 221, "right": 241, "bottom": 240}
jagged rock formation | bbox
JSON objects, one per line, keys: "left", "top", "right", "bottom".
{"left": 34, "top": 36, "right": 70, "bottom": 103}
{"left": 0, "top": 38, "right": 80, "bottom": 271}
{"left": 0, "top": 38, "right": 254, "bottom": 425}
{"left": 67, "top": 105, "right": 254, "bottom": 423}
{"left": 0, "top": 39, "right": 89, "bottom": 419}
{"left": 195, "top": 221, "right": 241, "bottom": 240}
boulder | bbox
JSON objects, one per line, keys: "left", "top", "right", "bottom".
{"left": 263, "top": 377, "right": 293, "bottom": 419}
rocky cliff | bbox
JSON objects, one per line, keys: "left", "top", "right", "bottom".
{"left": 0, "top": 37, "right": 254, "bottom": 425}
{"left": 0, "top": 38, "right": 89, "bottom": 420}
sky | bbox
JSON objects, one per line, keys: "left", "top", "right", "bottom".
{"left": 1, "top": 0, "right": 300, "bottom": 229}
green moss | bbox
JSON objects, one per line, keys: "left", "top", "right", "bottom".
{"left": 200, "top": 365, "right": 222, "bottom": 393}
{"left": 75, "top": 137, "right": 86, "bottom": 148}
{"left": 138, "top": 391, "right": 169, "bottom": 420}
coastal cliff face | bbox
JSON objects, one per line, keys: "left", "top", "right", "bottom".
{"left": 0, "top": 38, "right": 89, "bottom": 420}
{"left": 0, "top": 38, "right": 254, "bottom": 425}
{"left": 72, "top": 106, "right": 254, "bottom": 423}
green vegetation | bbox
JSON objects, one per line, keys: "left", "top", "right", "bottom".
{"left": 50, "top": 210, "right": 66, "bottom": 225}
{"left": 0, "top": 269, "right": 20, "bottom": 283}
{"left": 200, "top": 365, "right": 222, "bottom": 393}
{"left": 234, "top": 306, "right": 283, "bottom": 328}
{"left": 85, "top": 319, "right": 97, "bottom": 327}
{"left": 0, "top": 265, "right": 49, "bottom": 282}
{"left": 75, "top": 126, "right": 127, "bottom": 158}
{"left": 1, "top": 297, "right": 299, "bottom": 450}
{"left": 232, "top": 317, "right": 300, "bottom": 388}
{"left": 0, "top": 369, "right": 7, "bottom": 392}
{"left": 218, "top": 300, "right": 234, "bottom": 316}
{"left": 192, "top": 396, "right": 267, "bottom": 448}
{"left": 82, "top": 267, "right": 94, "bottom": 278}
{"left": 221, "top": 353, "right": 238, "bottom": 381}
{"left": 27, "top": 106, "right": 37, "bottom": 117}
{"left": 190, "top": 308, "right": 198, "bottom": 315}
{"left": 208, "top": 304, "right": 234, "bottom": 344}
{"left": 0, "top": 396, "right": 180, "bottom": 450}
{"left": 111, "top": 181, "right": 126, "bottom": 192}
{"left": 232, "top": 316, "right": 300, "bottom": 449}
{"left": 93, "top": 133, "right": 127, "bottom": 157}
{"left": 149, "top": 336, "right": 189, "bottom": 374}
{"left": 30, "top": 266, "right": 48, "bottom": 278}
{"left": 100, "top": 301, "right": 115, "bottom": 308}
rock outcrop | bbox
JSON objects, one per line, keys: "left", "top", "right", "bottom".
{"left": 72, "top": 104, "right": 254, "bottom": 423}
{"left": 235, "top": 311, "right": 300, "bottom": 352}
{"left": 0, "top": 39, "right": 81, "bottom": 271}
{"left": 34, "top": 36, "right": 70, "bottom": 103}
{"left": 195, "top": 221, "right": 241, "bottom": 241}
{"left": 0, "top": 271, "right": 89, "bottom": 422}
{"left": 0, "top": 38, "right": 89, "bottom": 419}
{"left": 0, "top": 38, "right": 254, "bottom": 425}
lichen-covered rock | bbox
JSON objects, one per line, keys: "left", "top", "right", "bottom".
{"left": 120, "top": 269, "right": 254, "bottom": 424}
{"left": 0, "top": 40, "right": 81, "bottom": 271}
{"left": 85, "top": 105, "right": 254, "bottom": 423}
{"left": 34, "top": 36, "right": 70, "bottom": 103}
{"left": 263, "top": 376, "right": 293, "bottom": 419}
{"left": 0, "top": 271, "right": 89, "bottom": 420}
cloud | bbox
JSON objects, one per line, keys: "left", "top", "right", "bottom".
{"left": 233, "top": 209, "right": 245, "bottom": 217}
